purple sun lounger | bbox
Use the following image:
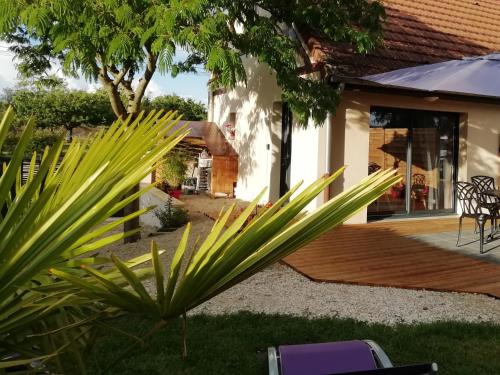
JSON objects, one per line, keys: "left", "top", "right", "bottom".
{"left": 268, "top": 340, "right": 438, "bottom": 375}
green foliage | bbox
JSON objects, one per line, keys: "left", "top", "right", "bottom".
{"left": 0, "top": 0, "right": 385, "bottom": 124}
{"left": 7, "top": 87, "right": 115, "bottom": 131}
{"left": 0, "top": 106, "right": 188, "bottom": 373}
{"left": 154, "top": 196, "right": 189, "bottom": 231}
{"left": 146, "top": 95, "right": 207, "bottom": 121}
{"left": 2, "top": 127, "right": 64, "bottom": 156}
{"left": 0, "top": 108, "right": 399, "bottom": 372}
{"left": 158, "top": 151, "right": 189, "bottom": 188}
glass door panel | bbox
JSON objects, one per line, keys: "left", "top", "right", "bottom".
{"left": 410, "top": 114, "right": 455, "bottom": 212}
{"left": 368, "top": 127, "right": 408, "bottom": 216}
{"left": 368, "top": 107, "right": 457, "bottom": 219}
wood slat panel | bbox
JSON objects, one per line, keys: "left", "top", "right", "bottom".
{"left": 283, "top": 218, "right": 500, "bottom": 298}
{"left": 211, "top": 155, "right": 238, "bottom": 196}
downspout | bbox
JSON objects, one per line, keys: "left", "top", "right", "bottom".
{"left": 326, "top": 113, "right": 333, "bottom": 175}
{"left": 323, "top": 112, "right": 333, "bottom": 203}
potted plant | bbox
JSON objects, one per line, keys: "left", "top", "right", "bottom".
{"left": 158, "top": 151, "right": 188, "bottom": 199}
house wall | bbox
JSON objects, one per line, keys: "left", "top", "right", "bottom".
{"left": 209, "top": 57, "right": 330, "bottom": 209}
{"left": 209, "top": 57, "right": 282, "bottom": 203}
{"left": 210, "top": 61, "right": 500, "bottom": 218}
{"left": 331, "top": 90, "right": 500, "bottom": 223}
{"left": 290, "top": 121, "right": 329, "bottom": 209}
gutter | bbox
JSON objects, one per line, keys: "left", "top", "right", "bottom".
{"left": 328, "top": 75, "right": 500, "bottom": 105}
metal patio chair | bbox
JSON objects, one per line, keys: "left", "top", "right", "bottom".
{"left": 455, "top": 182, "right": 492, "bottom": 254}
{"left": 268, "top": 340, "right": 438, "bottom": 375}
{"left": 471, "top": 175, "right": 499, "bottom": 228}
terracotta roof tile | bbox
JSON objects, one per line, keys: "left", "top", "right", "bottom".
{"left": 310, "top": 0, "right": 500, "bottom": 76}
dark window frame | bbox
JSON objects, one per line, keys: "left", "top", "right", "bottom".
{"left": 368, "top": 106, "right": 460, "bottom": 219}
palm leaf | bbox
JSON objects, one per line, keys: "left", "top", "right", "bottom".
{"left": 0, "top": 107, "right": 188, "bottom": 370}
{"left": 57, "top": 168, "right": 401, "bottom": 321}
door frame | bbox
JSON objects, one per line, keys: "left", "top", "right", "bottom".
{"left": 368, "top": 106, "right": 460, "bottom": 219}
{"left": 279, "top": 102, "right": 293, "bottom": 197}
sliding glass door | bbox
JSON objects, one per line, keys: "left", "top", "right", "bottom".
{"left": 368, "top": 107, "right": 458, "bottom": 218}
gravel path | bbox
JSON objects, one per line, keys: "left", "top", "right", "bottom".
{"left": 104, "top": 194, "right": 500, "bottom": 326}
{"left": 191, "top": 262, "right": 500, "bottom": 325}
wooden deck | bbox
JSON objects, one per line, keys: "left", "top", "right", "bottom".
{"left": 283, "top": 218, "right": 500, "bottom": 299}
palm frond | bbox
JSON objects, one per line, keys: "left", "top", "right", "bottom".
{"left": 56, "top": 169, "right": 401, "bottom": 320}
{"left": 0, "top": 106, "right": 188, "bottom": 371}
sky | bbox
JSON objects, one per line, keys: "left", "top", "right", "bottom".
{"left": 0, "top": 43, "right": 210, "bottom": 104}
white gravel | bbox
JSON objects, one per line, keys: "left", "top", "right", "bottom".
{"left": 105, "top": 194, "right": 500, "bottom": 326}
{"left": 191, "top": 262, "right": 500, "bottom": 325}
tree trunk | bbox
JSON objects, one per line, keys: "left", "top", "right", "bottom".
{"left": 98, "top": 56, "right": 156, "bottom": 244}
{"left": 123, "top": 183, "right": 141, "bottom": 243}
{"left": 122, "top": 103, "right": 143, "bottom": 243}
{"left": 103, "top": 82, "right": 127, "bottom": 120}
{"left": 100, "top": 80, "right": 142, "bottom": 243}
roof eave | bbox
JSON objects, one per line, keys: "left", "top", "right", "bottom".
{"left": 329, "top": 76, "right": 500, "bottom": 105}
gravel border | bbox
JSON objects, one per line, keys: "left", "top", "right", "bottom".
{"left": 105, "top": 194, "right": 500, "bottom": 326}
{"left": 191, "top": 262, "right": 500, "bottom": 325}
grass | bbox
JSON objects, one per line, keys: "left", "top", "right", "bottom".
{"left": 88, "top": 312, "right": 500, "bottom": 374}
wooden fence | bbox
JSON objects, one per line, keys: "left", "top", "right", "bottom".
{"left": 0, "top": 156, "right": 61, "bottom": 184}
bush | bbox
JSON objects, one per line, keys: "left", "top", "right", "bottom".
{"left": 2, "top": 127, "right": 65, "bottom": 156}
{"left": 154, "top": 196, "right": 189, "bottom": 231}
{"left": 146, "top": 95, "right": 207, "bottom": 121}
{"left": 158, "top": 151, "right": 189, "bottom": 189}
{"left": 8, "top": 88, "right": 115, "bottom": 130}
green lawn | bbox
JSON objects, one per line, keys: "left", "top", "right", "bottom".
{"left": 88, "top": 312, "right": 500, "bottom": 374}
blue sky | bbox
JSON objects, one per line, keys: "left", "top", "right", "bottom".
{"left": 0, "top": 43, "right": 210, "bottom": 104}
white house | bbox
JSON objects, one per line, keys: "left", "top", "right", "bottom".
{"left": 208, "top": 0, "right": 500, "bottom": 224}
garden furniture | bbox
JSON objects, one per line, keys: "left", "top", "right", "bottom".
{"left": 268, "top": 340, "right": 438, "bottom": 374}
{"left": 455, "top": 182, "right": 494, "bottom": 254}
{"left": 471, "top": 175, "right": 499, "bottom": 237}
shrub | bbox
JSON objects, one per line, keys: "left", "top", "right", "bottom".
{"left": 147, "top": 95, "right": 207, "bottom": 121}
{"left": 158, "top": 151, "right": 189, "bottom": 189}
{"left": 2, "top": 127, "right": 65, "bottom": 156}
{"left": 154, "top": 195, "right": 189, "bottom": 231}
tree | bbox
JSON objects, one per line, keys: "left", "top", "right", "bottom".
{"left": 147, "top": 95, "right": 207, "bottom": 121}
{"left": 0, "top": 0, "right": 385, "bottom": 241}
{"left": 9, "top": 88, "right": 115, "bottom": 140}
{"left": 0, "top": 0, "right": 384, "bottom": 123}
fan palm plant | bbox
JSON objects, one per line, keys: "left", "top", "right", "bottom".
{"left": 0, "top": 107, "right": 188, "bottom": 372}
{"left": 0, "top": 106, "right": 401, "bottom": 373}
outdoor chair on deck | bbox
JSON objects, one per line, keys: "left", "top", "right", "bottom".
{"left": 455, "top": 182, "right": 492, "bottom": 254}
{"left": 471, "top": 175, "right": 499, "bottom": 228}
{"left": 268, "top": 340, "right": 438, "bottom": 375}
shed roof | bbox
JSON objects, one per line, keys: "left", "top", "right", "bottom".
{"left": 171, "top": 121, "right": 238, "bottom": 157}
{"left": 308, "top": 0, "right": 500, "bottom": 77}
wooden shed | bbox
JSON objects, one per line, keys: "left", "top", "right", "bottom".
{"left": 169, "top": 121, "right": 238, "bottom": 197}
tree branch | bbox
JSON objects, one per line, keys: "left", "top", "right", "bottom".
{"left": 108, "top": 64, "right": 130, "bottom": 86}
{"left": 131, "top": 47, "right": 157, "bottom": 113}
{"left": 98, "top": 65, "right": 127, "bottom": 119}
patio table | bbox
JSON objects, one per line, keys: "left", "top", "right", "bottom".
{"left": 482, "top": 189, "right": 500, "bottom": 200}
{"left": 480, "top": 189, "right": 500, "bottom": 240}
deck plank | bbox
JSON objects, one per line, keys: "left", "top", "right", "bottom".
{"left": 283, "top": 218, "right": 500, "bottom": 298}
